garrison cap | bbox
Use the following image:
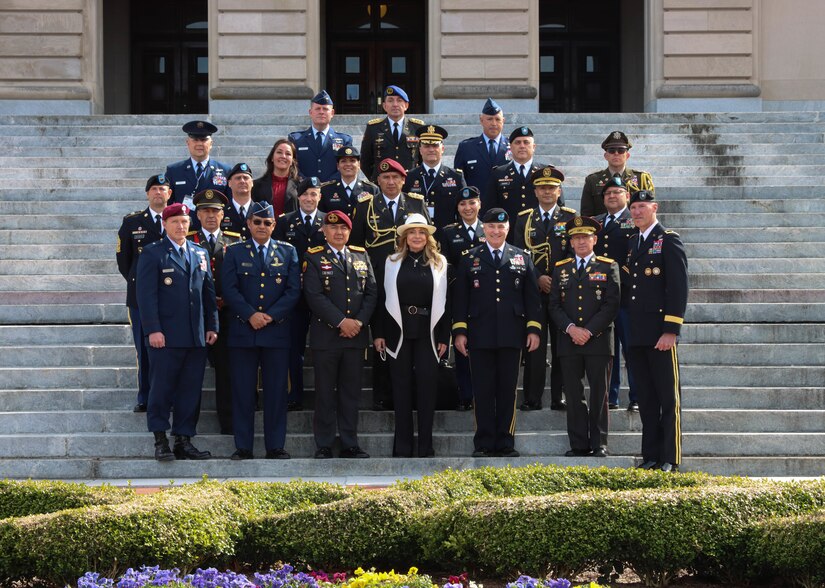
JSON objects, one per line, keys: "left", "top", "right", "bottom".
{"left": 336, "top": 145, "right": 360, "bottom": 159}
{"left": 601, "top": 130, "right": 632, "bottom": 150}
{"left": 377, "top": 158, "right": 407, "bottom": 178}
{"left": 162, "top": 202, "right": 189, "bottom": 221}
{"left": 249, "top": 201, "right": 275, "bottom": 219}
{"left": 416, "top": 124, "right": 448, "bottom": 144}
{"left": 508, "top": 126, "right": 534, "bottom": 142}
{"left": 530, "top": 166, "right": 565, "bottom": 187}
{"left": 324, "top": 210, "right": 352, "bottom": 230}
{"left": 228, "top": 162, "right": 253, "bottom": 180}
{"left": 297, "top": 177, "right": 321, "bottom": 195}
{"left": 193, "top": 189, "right": 227, "bottom": 209}
{"left": 566, "top": 216, "right": 601, "bottom": 237}
{"left": 629, "top": 190, "right": 656, "bottom": 205}
{"left": 384, "top": 85, "right": 409, "bottom": 102}
{"left": 145, "top": 174, "right": 170, "bottom": 192}
{"left": 482, "top": 97, "right": 502, "bottom": 115}
{"left": 182, "top": 120, "right": 217, "bottom": 138}
{"left": 482, "top": 207, "right": 509, "bottom": 223}
{"left": 311, "top": 90, "right": 334, "bottom": 105}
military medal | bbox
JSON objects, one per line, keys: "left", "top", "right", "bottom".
{"left": 645, "top": 267, "right": 652, "bottom": 276}
{"left": 276, "top": 277, "right": 282, "bottom": 284}
{"left": 163, "top": 277, "right": 173, "bottom": 286}
{"left": 653, "top": 267, "right": 661, "bottom": 276}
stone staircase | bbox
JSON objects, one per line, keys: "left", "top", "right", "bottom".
{"left": 0, "top": 112, "right": 823, "bottom": 481}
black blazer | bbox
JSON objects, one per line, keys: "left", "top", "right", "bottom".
{"left": 251, "top": 173, "right": 300, "bottom": 214}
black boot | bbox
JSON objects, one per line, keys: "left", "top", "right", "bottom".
{"left": 173, "top": 435, "right": 211, "bottom": 460}
{"left": 153, "top": 431, "right": 175, "bottom": 462}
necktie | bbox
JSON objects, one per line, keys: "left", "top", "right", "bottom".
{"left": 337, "top": 250, "right": 346, "bottom": 272}
{"left": 519, "top": 164, "right": 526, "bottom": 178}
{"left": 239, "top": 205, "right": 245, "bottom": 220}
{"left": 315, "top": 131, "right": 323, "bottom": 149}
{"left": 606, "top": 214, "right": 615, "bottom": 228}
{"left": 488, "top": 139, "right": 496, "bottom": 160}
{"left": 493, "top": 249, "right": 501, "bottom": 267}
{"left": 387, "top": 200, "right": 396, "bottom": 223}
{"left": 578, "top": 257, "right": 586, "bottom": 277}
{"left": 467, "top": 225, "right": 475, "bottom": 240}
{"left": 543, "top": 211, "right": 551, "bottom": 233}
{"left": 179, "top": 246, "right": 189, "bottom": 271}
{"left": 196, "top": 162, "right": 204, "bottom": 177}
{"left": 636, "top": 235, "right": 644, "bottom": 252}
{"left": 345, "top": 185, "right": 352, "bottom": 199}
{"left": 258, "top": 244, "right": 266, "bottom": 264}
{"left": 427, "top": 168, "right": 436, "bottom": 182}
{"left": 393, "top": 122, "right": 400, "bottom": 143}
{"left": 208, "top": 233, "right": 215, "bottom": 252}
{"left": 304, "top": 214, "right": 312, "bottom": 229}
{"left": 153, "top": 214, "right": 161, "bottom": 234}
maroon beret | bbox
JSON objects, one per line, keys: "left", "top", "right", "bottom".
{"left": 162, "top": 202, "right": 190, "bottom": 220}
{"left": 324, "top": 210, "right": 352, "bottom": 230}
{"left": 376, "top": 158, "right": 407, "bottom": 178}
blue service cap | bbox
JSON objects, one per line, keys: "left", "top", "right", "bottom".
{"left": 384, "top": 85, "right": 409, "bottom": 102}
{"left": 482, "top": 98, "right": 502, "bottom": 115}
{"left": 312, "top": 90, "right": 333, "bottom": 105}
{"left": 249, "top": 201, "right": 275, "bottom": 219}
{"left": 182, "top": 120, "right": 217, "bottom": 137}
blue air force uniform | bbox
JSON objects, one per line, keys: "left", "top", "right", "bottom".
{"left": 221, "top": 229, "right": 301, "bottom": 455}
{"left": 289, "top": 128, "right": 353, "bottom": 182}
{"left": 453, "top": 98, "right": 511, "bottom": 204}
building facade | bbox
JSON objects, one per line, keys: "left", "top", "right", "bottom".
{"left": 2, "top": 0, "right": 824, "bottom": 115}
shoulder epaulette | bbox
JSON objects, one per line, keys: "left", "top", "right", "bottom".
{"left": 186, "top": 230, "right": 197, "bottom": 236}
{"left": 409, "top": 117, "right": 425, "bottom": 125}
{"left": 596, "top": 255, "right": 615, "bottom": 263}
{"left": 224, "top": 231, "right": 241, "bottom": 238}
{"left": 368, "top": 118, "right": 383, "bottom": 125}
{"left": 518, "top": 208, "right": 533, "bottom": 216}
{"left": 278, "top": 212, "right": 286, "bottom": 218}
{"left": 288, "top": 130, "right": 301, "bottom": 138}
{"left": 320, "top": 180, "right": 336, "bottom": 188}
{"left": 357, "top": 192, "right": 373, "bottom": 203}
{"left": 405, "top": 192, "right": 424, "bottom": 200}
{"left": 348, "top": 245, "right": 365, "bottom": 252}
{"left": 664, "top": 229, "right": 680, "bottom": 236}
{"left": 226, "top": 240, "right": 245, "bottom": 248}
{"left": 307, "top": 245, "right": 324, "bottom": 254}
{"left": 125, "top": 210, "right": 143, "bottom": 218}
{"left": 361, "top": 179, "right": 377, "bottom": 187}
{"left": 556, "top": 258, "right": 574, "bottom": 266}
{"left": 443, "top": 222, "right": 459, "bottom": 229}
{"left": 274, "top": 239, "right": 295, "bottom": 249}
{"left": 560, "top": 206, "right": 577, "bottom": 214}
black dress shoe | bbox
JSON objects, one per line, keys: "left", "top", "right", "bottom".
{"left": 592, "top": 447, "right": 608, "bottom": 458}
{"left": 637, "top": 460, "right": 659, "bottom": 470}
{"left": 153, "top": 432, "right": 174, "bottom": 462}
{"left": 627, "top": 402, "right": 640, "bottom": 412}
{"left": 173, "top": 436, "right": 211, "bottom": 460}
{"left": 471, "top": 449, "right": 493, "bottom": 457}
{"left": 608, "top": 403, "right": 620, "bottom": 410}
{"left": 134, "top": 403, "right": 147, "bottom": 413}
{"left": 660, "top": 462, "right": 679, "bottom": 473}
{"left": 456, "top": 400, "right": 473, "bottom": 411}
{"left": 498, "top": 449, "right": 520, "bottom": 458}
{"left": 314, "top": 447, "right": 332, "bottom": 459}
{"left": 519, "top": 401, "right": 541, "bottom": 411}
{"left": 550, "top": 401, "right": 567, "bottom": 411}
{"left": 564, "top": 448, "right": 592, "bottom": 457}
{"left": 340, "top": 446, "right": 369, "bottom": 458}
{"left": 265, "top": 448, "right": 290, "bottom": 459}
{"left": 230, "top": 449, "right": 254, "bottom": 460}
{"left": 287, "top": 401, "right": 303, "bottom": 411}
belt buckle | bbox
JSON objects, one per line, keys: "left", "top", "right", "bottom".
{"left": 407, "top": 305, "right": 418, "bottom": 315}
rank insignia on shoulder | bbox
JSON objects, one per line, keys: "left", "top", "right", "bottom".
{"left": 307, "top": 245, "right": 324, "bottom": 254}
{"left": 358, "top": 193, "right": 373, "bottom": 203}
{"left": 665, "top": 230, "right": 681, "bottom": 236}
{"left": 409, "top": 118, "right": 425, "bottom": 125}
{"left": 518, "top": 208, "right": 532, "bottom": 216}
{"left": 556, "top": 258, "right": 574, "bottom": 266}
{"left": 125, "top": 210, "right": 143, "bottom": 218}
{"left": 186, "top": 230, "right": 197, "bottom": 236}
{"left": 368, "top": 118, "right": 383, "bottom": 125}
{"left": 224, "top": 231, "right": 241, "bottom": 238}
{"left": 406, "top": 192, "right": 424, "bottom": 200}
{"left": 116, "top": 236, "right": 121, "bottom": 253}
{"left": 596, "top": 255, "right": 615, "bottom": 263}
{"left": 348, "top": 245, "right": 366, "bottom": 252}
{"left": 560, "top": 206, "right": 577, "bottom": 214}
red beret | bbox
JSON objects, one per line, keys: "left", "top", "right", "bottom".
{"left": 162, "top": 202, "right": 190, "bottom": 220}
{"left": 377, "top": 158, "right": 407, "bottom": 178}
{"left": 324, "top": 210, "right": 352, "bottom": 230}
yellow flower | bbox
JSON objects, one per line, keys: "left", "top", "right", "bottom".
{"left": 407, "top": 567, "right": 418, "bottom": 576}
{"left": 354, "top": 568, "right": 365, "bottom": 577}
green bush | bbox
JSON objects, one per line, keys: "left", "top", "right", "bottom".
{"left": 0, "top": 480, "right": 132, "bottom": 519}
{"left": 747, "top": 510, "right": 825, "bottom": 588}
{"left": 222, "top": 479, "right": 355, "bottom": 516}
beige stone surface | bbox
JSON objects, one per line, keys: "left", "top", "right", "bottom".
{"left": 0, "top": 35, "right": 82, "bottom": 56}
{"left": 664, "top": 56, "right": 752, "bottom": 78}
{"left": 218, "top": 12, "right": 306, "bottom": 33}
{"left": 664, "top": 0, "right": 752, "bottom": 8}
{"left": 442, "top": 34, "right": 528, "bottom": 57}
{"left": 664, "top": 11, "right": 709, "bottom": 31}
{"left": 664, "top": 10, "right": 751, "bottom": 32}
{"left": 760, "top": 0, "right": 825, "bottom": 86}
{"left": 442, "top": 0, "right": 528, "bottom": 10}
{"left": 441, "top": 11, "right": 528, "bottom": 33}
{"left": 0, "top": 0, "right": 82, "bottom": 9}
{"left": 217, "top": 0, "right": 305, "bottom": 10}
{"left": 217, "top": 57, "right": 306, "bottom": 81}
{"left": 708, "top": 10, "right": 752, "bottom": 31}
{"left": 0, "top": 57, "right": 81, "bottom": 80}
{"left": 664, "top": 33, "right": 752, "bottom": 55}
{"left": 761, "top": 79, "right": 825, "bottom": 100}
{"left": 0, "top": 12, "right": 83, "bottom": 34}
{"left": 441, "top": 57, "right": 528, "bottom": 80}
{"left": 219, "top": 35, "right": 306, "bottom": 58}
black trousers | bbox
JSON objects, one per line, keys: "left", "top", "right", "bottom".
{"left": 469, "top": 347, "right": 521, "bottom": 452}
{"left": 312, "top": 347, "right": 365, "bottom": 450}
{"left": 389, "top": 335, "right": 438, "bottom": 457}
{"left": 522, "top": 296, "right": 564, "bottom": 406}
{"left": 627, "top": 345, "right": 682, "bottom": 465}
{"left": 207, "top": 308, "right": 232, "bottom": 433}
{"left": 560, "top": 353, "right": 611, "bottom": 451}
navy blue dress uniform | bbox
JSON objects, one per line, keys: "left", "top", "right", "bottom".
{"left": 116, "top": 174, "right": 170, "bottom": 411}
{"left": 221, "top": 202, "right": 301, "bottom": 459}
{"left": 548, "top": 217, "right": 620, "bottom": 456}
{"left": 303, "top": 211, "right": 378, "bottom": 457}
{"left": 403, "top": 125, "right": 466, "bottom": 235}
{"left": 360, "top": 86, "right": 424, "bottom": 180}
{"left": 135, "top": 203, "right": 218, "bottom": 461}
{"left": 622, "top": 190, "right": 688, "bottom": 471}
{"left": 273, "top": 177, "right": 327, "bottom": 409}
{"left": 580, "top": 131, "right": 654, "bottom": 217}
{"left": 453, "top": 98, "right": 510, "bottom": 203}
{"left": 594, "top": 176, "right": 639, "bottom": 409}
{"left": 513, "top": 167, "right": 576, "bottom": 410}
{"left": 452, "top": 208, "right": 542, "bottom": 456}
{"left": 187, "top": 189, "right": 241, "bottom": 435}
{"left": 219, "top": 163, "right": 256, "bottom": 241}
{"left": 289, "top": 90, "right": 353, "bottom": 181}
{"left": 319, "top": 146, "right": 379, "bottom": 217}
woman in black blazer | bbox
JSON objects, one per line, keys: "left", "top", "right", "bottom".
{"left": 252, "top": 138, "right": 302, "bottom": 216}
{"left": 373, "top": 213, "right": 450, "bottom": 457}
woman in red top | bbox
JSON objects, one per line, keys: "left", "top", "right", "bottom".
{"left": 252, "top": 138, "right": 302, "bottom": 216}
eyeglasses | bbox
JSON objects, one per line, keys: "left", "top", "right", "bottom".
{"left": 251, "top": 218, "right": 275, "bottom": 227}
{"left": 606, "top": 148, "right": 628, "bottom": 154}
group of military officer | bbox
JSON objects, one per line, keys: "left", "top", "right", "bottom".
{"left": 117, "top": 85, "right": 687, "bottom": 470}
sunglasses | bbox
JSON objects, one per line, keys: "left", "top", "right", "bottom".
{"left": 606, "top": 148, "right": 628, "bottom": 154}
{"left": 251, "top": 218, "right": 275, "bottom": 227}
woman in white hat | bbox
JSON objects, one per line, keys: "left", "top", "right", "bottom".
{"left": 373, "top": 213, "right": 450, "bottom": 457}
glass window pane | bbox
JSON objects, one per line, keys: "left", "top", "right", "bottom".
{"left": 157, "top": 57, "right": 166, "bottom": 74}
{"left": 347, "top": 84, "right": 360, "bottom": 101}
{"left": 540, "top": 56, "right": 555, "bottom": 73}
{"left": 197, "top": 57, "right": 208, "bottom": 74}
{"left": 391, "top": 56, "right": 406, "bottom": 74}
{"left": 586, "top": 55, "right": 595, "bottom": 73}
{"left": 345, "top": 56, "right": 360, "bottom": 74}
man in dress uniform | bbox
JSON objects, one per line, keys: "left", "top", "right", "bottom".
{"left": 165, "top": 121, "right": 232, "bottom": 227}
{"left": 221, "top": 202, "right": 301, "bottom": 460}
{"left": 623, "top": 190, "right": 688, "bottom": 473}
{"left": 514, "top": 166, "right": 577, "bottom": 411}
{"left": 549, "top": 216, "right": 620, "bottom": 458}
{"left": 580, "top": 131, "right": 654, "bottom": 217}
{"left": 187, "top": 189, "right": 242, "bottom": 434}
{"left": 594, "top": 176, "right": 639, "bottom": 412}
{"left": 117, "top": 174, "right": 172, "bottom": 413}
{"left": 136, "top": 202, "right": 218, "bottom": 461}
{"left": 360, "top": 85, "right": 425, "bottom": 180}
{"left": 320, "top": 146, "right": 378, "bottom": 218}
{"left": 303, "top": 210, "right": 377, "bottom": 458}
{"left": 350, "top": 157, "right": 429, "bottom": 410}
{"left": 274, "top": 177, "right": 327, "bottom": 411}
{"left": 289, "top": 90, "right": 353, "bottom": 182}
{"left": 403, "top": 124, "right": 466, "bottom": 235}
{"left": 453, "top": 98, "right": 510, "bottom": 204}
{"left": 220, "top": 162, "right": 255, "bottom": 241}
{"left": 452, "top": 208, "right": 542, "bottom": 458}
{"left": 440, "top": 186, "right": 485, "bottom": 411}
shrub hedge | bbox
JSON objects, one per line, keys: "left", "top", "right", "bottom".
{"left": 0, "top": 480, "right": 132, "bottom": 519}
{"left": 747, "top": 511, "right": 825, "bottom": 588}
